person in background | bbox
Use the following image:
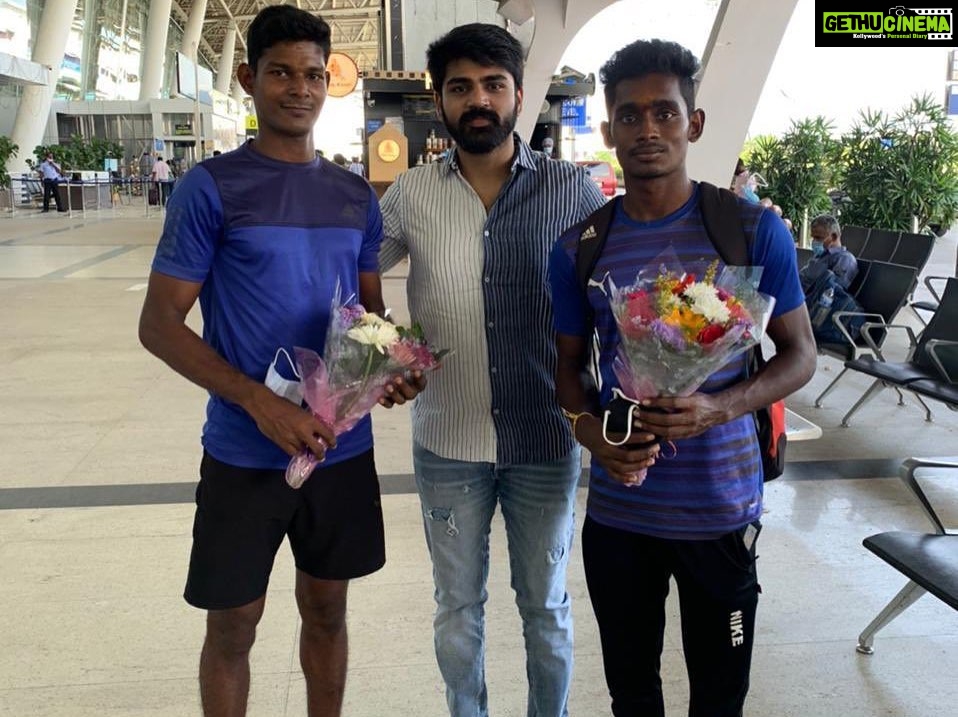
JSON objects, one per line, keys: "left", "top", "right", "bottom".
{"left": 37, "top": 152, "right": 65, "bottom": 212}
{"left": 378, "top": 22, "right": 606, "bottom": 717}
{"left": 731, "top": 157, "right": 760, "bottom": 204}
{"left": 541, "top": 135, "right": 555, "bottom": 158}
{"left": 732, "top": 157, "right": 794, "bottom": 232}
{"left": 137, "top": 6, "right": 421, "bottom": 715}
{"left": 332, "top": 152, "right": 347, "bottom": 167}
{"left": 799, "top": 213, "right": 859, "bottom": 290}
{"left": 549, "top": 38, "right": 816, "bottom": 717}
{"left": 139, "top": 151, "right": 154, "bottom": 181}
{"left": 348, "top": 155, "right": 366, "bottom": 177}
{"left": 151, "top": 156, "right": 172, "bottom": 206}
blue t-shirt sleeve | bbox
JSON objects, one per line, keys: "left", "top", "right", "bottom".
{"left": 750, "top": 210, "right": 805, "bottom": 317}
{"left": 152, "top": 167, "right": 223, "bottom": 283}
{"left": 358, "top": 185, "right": 384, "bottom": 273}
{"left": 549, "top": 235, "right": 589, "bottom": 337}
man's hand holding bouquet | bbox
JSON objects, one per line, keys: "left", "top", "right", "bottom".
{"left": 284, "top": 290, "right": 448, "bottom": 488}
{"left": 598, "top": 248, "right": 775, "bottom": 485}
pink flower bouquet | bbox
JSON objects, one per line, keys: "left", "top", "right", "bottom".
{"left": 603, "top": 249, "right": 775, "bottom": 483}
{"left": 285, "top": 297, "right": 447, "bottom": 488}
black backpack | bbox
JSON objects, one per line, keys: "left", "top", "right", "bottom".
{"left": 573, "top": 182, "right": 787, "bottom": 482}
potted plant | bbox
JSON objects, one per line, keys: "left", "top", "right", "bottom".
{"left": 33, "top": 134, "right": 124, "bottom": 172}
{"left": 748, "top": 116, "right": 838, "bottom": 241}
{"left": 0, "top": 136, "right": 19, "bottom": 209}
{"left": 31, "top": 135, "right": 124, "bottom": 210}
{"left": 838, "top": 93, "right": 958, "bottom": 234}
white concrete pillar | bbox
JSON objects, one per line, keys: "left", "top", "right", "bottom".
{"left": 232, "top": 78, "right": 246, "bottom": 105}
{"left": 9, "top": 0, "right": 79, "bottom": 172}
{"left": 688, "top": 0, "right": 800, "bottom": 186}
{"left": 139, "top": 0, "right": 173, "bottom": 100}
{"left": 216, "top": 26, "right": 237, "bottom": 94}
{"left": 180, "top": 0, "right": 208, "bottom": 59}
{"left": 515, "top": 0, "right": 617, "bottom": 141}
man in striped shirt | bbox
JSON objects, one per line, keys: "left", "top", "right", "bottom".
{"left": 379, "top": 23, "right": 606, "bottom": 717}
{"left": 550, "top": 40, "right": 817, "bottom": 717}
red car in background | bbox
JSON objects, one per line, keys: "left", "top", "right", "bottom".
{"left": 577, "top": 160, "right": 618, "bottom": 196}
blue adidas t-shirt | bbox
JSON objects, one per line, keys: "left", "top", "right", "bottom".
{"left": 549, "top": 185, "right": 804, "bottom": 540}
{"left": 152, "top": 142, "right": 383, "bottom": 469}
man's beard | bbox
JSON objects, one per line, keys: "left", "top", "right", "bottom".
{"left": 443, "top": 107, "right": 518, "bottom": 154}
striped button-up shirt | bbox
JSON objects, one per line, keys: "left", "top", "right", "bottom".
{"left": 379, "top": 136, "right": 607, "bottom": 464}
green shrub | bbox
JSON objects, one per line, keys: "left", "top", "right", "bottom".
{"left": 32, "top": 134, "right": 124, "bottom": 172}
{"left": 748, "top": 117, "right": 838, "bottom": 238}
{"left": 0, "top": 136, "right": 18, "bottom": 189}
{"left": 838, "top": 94, "right": 958, "bottom": 233}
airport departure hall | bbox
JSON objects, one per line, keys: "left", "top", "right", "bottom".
{"left": 2, "top": 1, "right": 958, "bottom": 716}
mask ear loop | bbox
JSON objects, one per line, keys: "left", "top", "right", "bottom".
{"left": 601, "top": 388, "right": 678, "bottom": 459}
{"left": 274, "top": 347, "right": 302, "bottom": 380}
{"left": 602, "top": 388, "right": 639, "bottom": 445}
{"left": 602, "top": 403, "right": 637, "bottom": 445}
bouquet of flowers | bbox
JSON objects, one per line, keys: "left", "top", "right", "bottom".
{"left": 603, "top": 249, "right": 775, "bottom": 480}
{"left": 285, "top": 294, "right": 448, "bottom": 489}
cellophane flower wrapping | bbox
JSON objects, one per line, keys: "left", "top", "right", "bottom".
{"left": 604, "top": 249, "right": 775, "bottom": 484}
{"left": 609, "top": 248, "right": 775, "bottom": 402}
{"left": 285, "top": 297, "right": 448, "bottom": 489}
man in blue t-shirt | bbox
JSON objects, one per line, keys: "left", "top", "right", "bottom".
{"left": 549, "top": 39, "right": 817, "bottom": 717}
{"left": 137, "top": 6, "right": 421, "bottom": 715}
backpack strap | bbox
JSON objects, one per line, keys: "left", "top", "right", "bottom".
{"left": 575, "top": 197, "right": 619, "bottom": 292}
{"left": 573, "top": 198, "right": 619, "bottom": 404}
{"left": 697, "top": 181, "right": 751, "bottom": 265}
{"left": 575, "top": 184, "right": 756, "bottom": 304}
{"left": 697, "top": 181, "right": 768, "bottom": 370}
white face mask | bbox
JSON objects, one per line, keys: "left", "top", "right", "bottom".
{"left": 265, "top": 348, "right": 304, "bottom": 405}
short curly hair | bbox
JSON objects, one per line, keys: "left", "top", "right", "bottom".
{"left": 247, "top": 5, "right": 331, "bottom": 71}
{"left": 600, "top": 39, "right": 699, "bottom": 114}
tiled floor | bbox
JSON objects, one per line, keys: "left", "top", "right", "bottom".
{"left": 1, "top": 204, "right": 957, "bottom": 716}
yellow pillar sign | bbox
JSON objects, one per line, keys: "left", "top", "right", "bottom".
{"left": 245, "top": 115, "right": 258, "bottom": 131}
{"left": 368, "top": 123, "right": 408, "bottom": 183}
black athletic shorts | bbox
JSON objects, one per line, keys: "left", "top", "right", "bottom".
{"left": 184, "top": 448, "right": 385, "bottom": 610}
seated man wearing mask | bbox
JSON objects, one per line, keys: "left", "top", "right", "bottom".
{"left": 800, "top": 214, "right": 859, "bottom": 291}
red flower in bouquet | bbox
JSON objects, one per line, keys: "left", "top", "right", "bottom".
{"left": 285, "top": 298, "right": 447, "bottom": 489}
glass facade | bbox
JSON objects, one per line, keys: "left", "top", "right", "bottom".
{"left": 0, "top": 0, "right": 213, "bottom": 100}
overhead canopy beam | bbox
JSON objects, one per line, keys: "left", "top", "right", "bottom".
{"left": 688, "top": 0, "right": 800, "bottom": 185}
{"left": 231, "top": 8, "right": 379, "bottom": 20}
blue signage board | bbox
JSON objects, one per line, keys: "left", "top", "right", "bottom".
{"left": 560, "top": 97, "right": 586, "bottom": 128}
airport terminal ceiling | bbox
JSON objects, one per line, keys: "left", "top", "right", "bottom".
{"left": 185, "top": 0, "right": 383, "bottom": 77}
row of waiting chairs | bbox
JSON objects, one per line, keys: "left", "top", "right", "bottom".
{"left": 841, "top": 225, "right": 935, "bottom": 272}
{"left": 813, "top": 259, "right": 919, "bottom": 408}
{"left": 839, "top": 231, "right": 958, "bottom": 660}
{"left": 805, "top": 224, "right": 941, "bottom": 408}
{"left": 838, "top": 276, "right": 958, "bottom": 426}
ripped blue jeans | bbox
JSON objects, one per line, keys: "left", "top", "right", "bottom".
{"left": 412, "top": 442, "right": 580, "bottom": 717}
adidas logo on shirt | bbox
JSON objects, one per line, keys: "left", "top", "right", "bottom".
{"left": 580, "top": 225, "right": 598, "bottom": 241}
